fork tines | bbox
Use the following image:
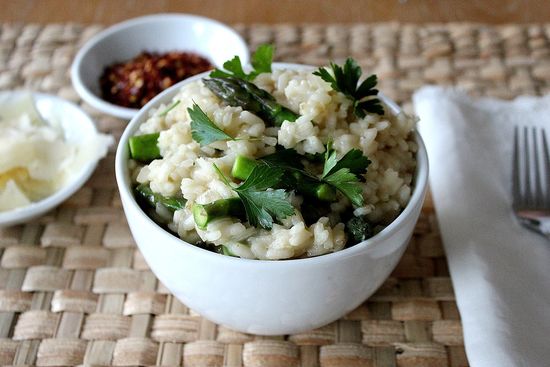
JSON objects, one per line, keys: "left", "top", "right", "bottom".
{"left": 512, "top": 126, "right": 550, "bottom": 211}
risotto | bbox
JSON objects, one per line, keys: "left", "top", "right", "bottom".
{"left": 129, "top": 55, "right": 417, "bottom": 260}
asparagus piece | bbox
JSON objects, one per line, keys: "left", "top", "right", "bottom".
{"left": 192, "top": 198, "right": 245, "bottom": 229}
{"left": 290, "top": 171, "right": 337, "bottom": 202}
{"left": 346, "top": 216, "right": 373, "bottom": 243}
{"left": 203, "top": 77, "right": 299, "bottom": 127}
{"left": 129, "top": 133, "right": 161, "bottom": 162}
{"left": 135, "top": 184, "right": 186, "bottom": 212}
{"left": 231, "top": 155, "right": 258, "bottom": 180}
{"left": 314, "top": 182, "right": 338, "bottom": 202}
{"left": 231, "top": 155, "right": 336, "bottom": 202}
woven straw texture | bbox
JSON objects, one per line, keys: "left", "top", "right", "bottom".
{"left": 1, "top": 21, "right": 549, "bottom": 366}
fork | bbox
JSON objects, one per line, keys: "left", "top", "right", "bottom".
{"left": 512, "top": 126, "right": 550, "bottom": 239}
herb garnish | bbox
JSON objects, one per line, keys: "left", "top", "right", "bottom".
{"left": 313, "top": 58, "right": 384, "bottom": 118}
{"left": 320, "top": 142, "right": 370, "bottom": 206}
{"left": 188, "top": 103, "right": 235, "bottom": 146}
{"left": 259, "top": 148, "right": 305, "bottom": 170}
{"left": 159, "top": 100, "right": 181, "bottom": 117}
{"left": 250, "top": 145, "right": 369, "bottom": 207}
{"left": 322, "top": 144, "right": 371, "bottom": 178}
{"left": 323, "top": 169, "right": 364, "bottom": 206}
{"left": 213, "top": 163, "right": 294, "bottom": 229}
{"left": 240, "top": 144, "right": 369, "bottom": 207}
{"left": 210, "top": 44, "right": 274, "bottom": 81}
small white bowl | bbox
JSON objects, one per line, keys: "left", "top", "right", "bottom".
{"left": 71, "top": 14, "right": 249, "bottom": 120}
{"left": 0, "top": 91, "right": 100, "bottom": 227}
{"left": 115, "top": 64, "right": 429, "bottom": 335}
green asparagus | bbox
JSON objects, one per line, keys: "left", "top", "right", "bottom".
{"left": 231, "top": 155, "right": 257, "bottom": 180}
{"left": 192, "top": 198, "right": 246, "bottom": 229}
{"left": 289, "top": 171, "right": 337, "bottom": 202}
{"left": 134, "top": 184, "right": 186, "bottom": 212}
{"left": 129, "top": 133, "right": 161, "bottom": 162}
{"left": 203, "top": 77, "right": 299, "bottom": 127}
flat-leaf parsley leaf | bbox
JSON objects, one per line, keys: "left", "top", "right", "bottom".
{"left": 210, "top": 44, "right": 274, "bottom": 81}
{"left": 250, "top": 44, "right": 273, "bottom": 76}
{"left": 313, "top": 58, "right": 384, "bottom": 118}
{"left": 213, "top": 163, "right": 294, "bottom": 229}
{"left": 259, "top": 148, "right": 305, "bottom": 171}
{"left": 321, "top": 143, "right": 370, "bottom": 206}
{"left": 189, "top": 103, "right": 235, "bottom": 146}
{"left": 324, "top": 168, "right": 364, "bottom": 207}
{"left": 322, "top": 143, "right": 371, "bottom": 178}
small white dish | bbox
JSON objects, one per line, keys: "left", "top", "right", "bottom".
{"left": 0, "top": 91, "right": 100, "bottom": 227}
{"left": 71, "top": 13, "right": 250, "bottom": 120}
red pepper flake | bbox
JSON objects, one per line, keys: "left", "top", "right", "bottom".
{"left": 100, "top": 51, "right": 213, "bottom": 109}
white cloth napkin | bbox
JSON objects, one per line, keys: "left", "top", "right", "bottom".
{"left": 413, "top": 86, "right": 550, "bottom": 367}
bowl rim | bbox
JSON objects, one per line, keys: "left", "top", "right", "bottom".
{"left": 70, "top": 13, "right": 250, "bottom": 120}
{"left": 0, "top": 91, "right": 100, "bottom": 227}
{"left": 115, "top": 62, "right": 429, "bottom": 265}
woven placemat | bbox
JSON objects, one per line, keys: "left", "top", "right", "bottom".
{"left": 0, "top": 21, "right": 549, "bottom": 367}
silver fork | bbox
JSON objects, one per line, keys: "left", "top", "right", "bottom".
{"left": 512, "top": 126, "right": 550, "bottom": 239}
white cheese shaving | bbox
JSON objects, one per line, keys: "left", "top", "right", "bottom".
{"left": 0, "top": 180, "right": 31, "bottom": 211}
{"left": 0, "top": 93, "right": 113, "bottom": 212}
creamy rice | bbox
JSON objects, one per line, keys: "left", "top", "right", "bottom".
{"left": 132, "top": 67, "right": 417, "bottom": 260}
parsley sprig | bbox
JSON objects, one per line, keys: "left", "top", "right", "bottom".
{"left": 213, "top": 163, "right": 294, "bottom": 229}
{"left": 259, "top": 148, "right": 305, "bottom": 171}
{"left": 188, "top": 103, "right": 235, "bottom": 146}
{"left": 249, "top": 144, "right": 370, "bottom": 207}
{"left": 210, "top": 44, "right": 274, "bottom": 81}
{"left": 322, "top": 144, "right": 371, "bottom": 178}
{"left": 159, "top": 100, "right": 181, "bottom": 117}
{"left": 313, "top": 58, "right": 384, "bottom": 118}
{"left": 321, "top": 142, "right": 370, "bottom": 206}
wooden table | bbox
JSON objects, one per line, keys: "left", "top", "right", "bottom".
{"left": 1, "top": 0, "right": 549, "bottom": 25}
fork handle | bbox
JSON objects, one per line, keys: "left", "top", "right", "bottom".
{"left": 542, "top": 219, "right": 550, "bottom": 239}
{"left": 519, "top": 217, "right": 550, "bottom": 240}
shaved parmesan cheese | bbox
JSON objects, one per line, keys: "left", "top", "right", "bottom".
{"left": 0, "top": 93, "right": 112, "bottom": 212}
{"left": 0, "top": 180, "right": 31, "bottom": 211}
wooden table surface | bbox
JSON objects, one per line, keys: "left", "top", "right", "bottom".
{"left": 1, "top": 0, "right": 549, "bottom": 25}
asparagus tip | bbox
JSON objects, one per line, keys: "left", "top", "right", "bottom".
{"left": 192, "top": 204, "right": 208, "bottom": 229}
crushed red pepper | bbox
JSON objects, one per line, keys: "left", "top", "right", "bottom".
{"left": 100, "top": 51, "right": 213, "bottom": 109}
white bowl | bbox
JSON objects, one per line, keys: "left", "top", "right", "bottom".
{"left": 71, "top": 14, "right": 249, "bottom": 120}
{"left": 115, "top": 65, "right": 429, "bottom": 335}
{"left": 0, "top": 91, "right": 101, "bottom": 227}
